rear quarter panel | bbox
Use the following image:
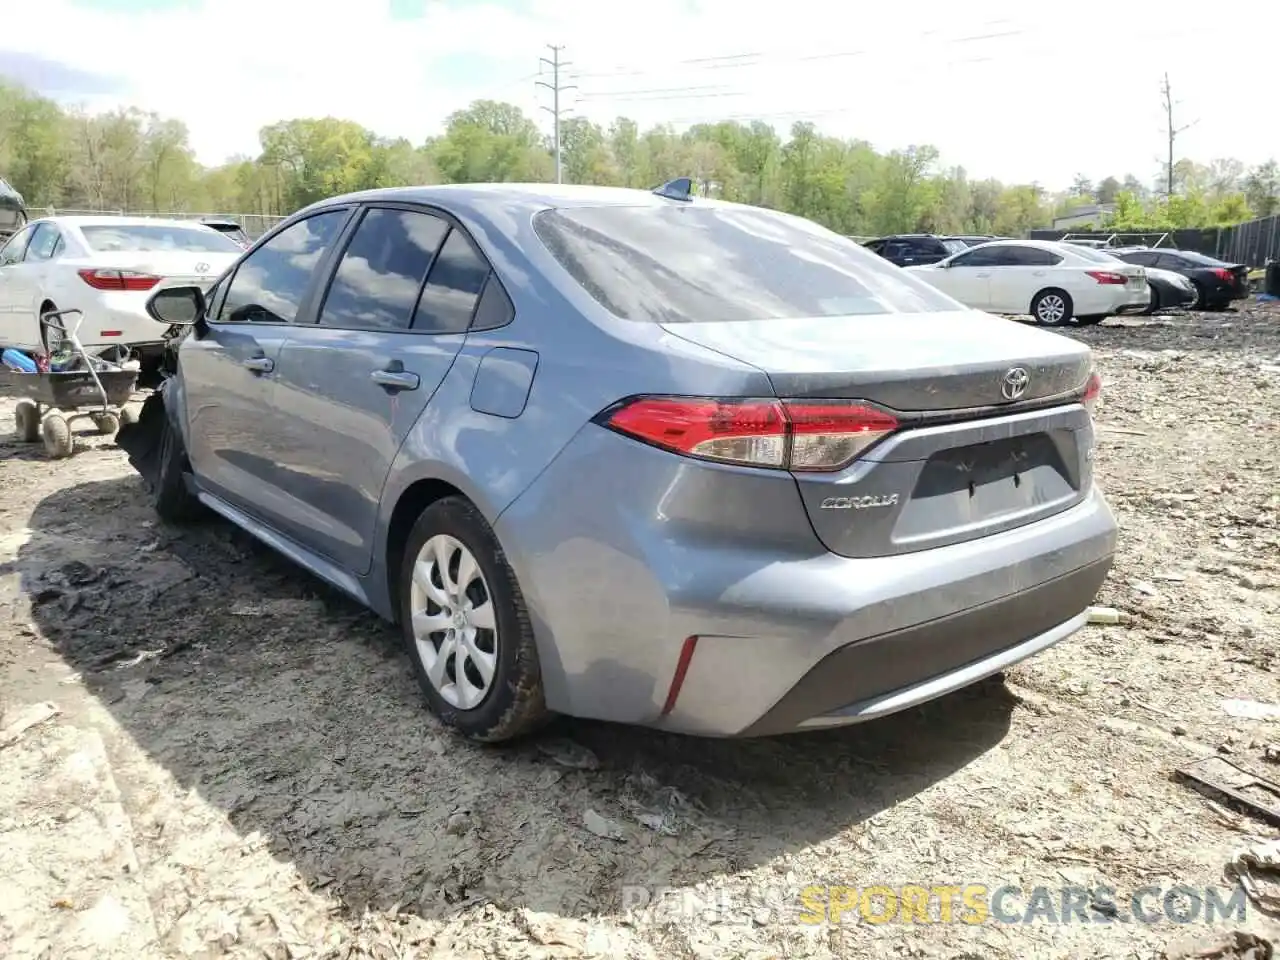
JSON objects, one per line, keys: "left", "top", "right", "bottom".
{"left": 366, "top": 195, "right": 775, "bottom": 617}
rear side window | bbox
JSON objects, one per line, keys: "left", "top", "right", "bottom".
{"left": 412, "top": 229, "right": 490, "bottom": 334}
{"left": 319, "top": 208, "right": 448, "bottom": 331}
{"left": 1004, "top": 246, "right": 1062, "bottom": 266}
{"left": 534, "top": 206, "right": 958, "bottom": 322}
{"left": 218, "top": 210, "right": 349, "bottom": 324}
{"left": 0, "top": 224, "right": 34, "bottom": 263}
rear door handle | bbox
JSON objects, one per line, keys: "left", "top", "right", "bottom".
{"left": 371, "top": 363, "right": 419, "bottom": 392}
{"left": 242, "top": 356, "right": 274, "bottom": 373}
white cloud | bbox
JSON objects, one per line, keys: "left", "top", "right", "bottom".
{"left": 3, "top": 0, "right": 1276, "bottom": 189}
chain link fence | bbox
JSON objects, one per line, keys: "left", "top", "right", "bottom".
{"left": 29, "top": 207, "right": 287, "bottom": 240}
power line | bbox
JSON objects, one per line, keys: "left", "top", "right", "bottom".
{"left": 536, "top": 45, "right": 576, "bottom": 184}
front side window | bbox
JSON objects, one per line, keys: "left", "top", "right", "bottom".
{"left": 80, "top": 223, "right": 243, "bottom": 254}
{"left": 217, "top": 210, "right": 349, "bottom": 324}
{"left": 534, "top": 206, "right": 959, "bottom": 323}
{"left": 411, "top": 229, "right": 490, "bottom": 334}
{"left": 319, "top": 208, "right": 448, "bottom": 331}
{"left": 949, "top": 247, "right": 1004, "bottom": 268}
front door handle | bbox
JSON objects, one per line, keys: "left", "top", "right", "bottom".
{"left": 242, "top": 355, "right": 274, "bottom": 373}
{"left": 371, "top": 361, "right": 419, "bottom": 392}
{"left": 975, "top": 272, "right": 991, "bottom": 278}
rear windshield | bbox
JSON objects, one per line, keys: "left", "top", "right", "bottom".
{"left": 1171, "top": 250, "right": 1226, "bottom": 267}
{"left": 1066, "top": 245, "right": 1123, "bottom": 263}
{"left": 532, "top": 205, "right": 961, "bottom": 323}
{"left": 81, "top": 224, "right": 242, "bottom": 253}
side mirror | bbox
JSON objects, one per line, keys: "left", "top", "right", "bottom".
{"left": 147, "top": 285, "right": 205, "bottom": 327}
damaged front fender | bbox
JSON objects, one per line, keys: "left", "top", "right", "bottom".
{"left": 116, "top": 386, "right": 173, "bottom": 493}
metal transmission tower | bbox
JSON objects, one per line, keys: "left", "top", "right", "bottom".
{"left": 537, "top": 45, "right": 576, "bottom": 184}
{"left": 1160, "top": 72, "right": 1197, "bottom": 199}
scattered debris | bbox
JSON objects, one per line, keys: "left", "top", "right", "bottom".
{"left": 1176, "top": 756, "right": 1280, "bottom": 825}
{"left": 536, "top": 738, "right": 600, "bottom": 771}
{"left": 1226, "top": 838, "right": 1280, "bottom": 913}
{"left": 1222, "top": 700, "right": 1280, "bottom": 721}
{"left": 1163, "top": 930, "right": 1275, "bottom": 960}
{"left": 229, "top": 597, "right": 325, "bottom": 617}
{"left": 582, "top": 809, "right": 626, "bottom": 842}
{"left": 0, "top": 702, "right": 59, "bottom": 749}
{"left": 1087, "top": 606, "right": 1123, "bottom": 625}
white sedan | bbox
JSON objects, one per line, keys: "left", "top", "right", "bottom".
{"left": 905, "top": 239, "right": 1149, "bottom": 325}
{"left": 0, "top": 215, "right": 242, "bottom": 364}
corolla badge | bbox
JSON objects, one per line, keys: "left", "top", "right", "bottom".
{"left": 820, "top": 494, "right": 899, "bottom": 510}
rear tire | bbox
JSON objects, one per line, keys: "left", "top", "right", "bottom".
{"left": 399, "top": 496, "right": 549, "bottom": 743}
{"left": 13, "top": 400, "right": 40, "bottom": 442}
{"left": 1142, "top": 284, "right": 1160, "bottom": 315}
{"left": 153, "top": 415, "right": 203, "bottom": 523}
{"left": 41, "top": 414, "right": 73, "bottom": 459}
{"left": 39, "top": 301, "right": 64, "bottom": 357}
{"left": 1189, "top": 282, "right": 1204, "bottom": 310}
{"left": 1031, "top": 289, "right": 1073, "bottom": 326}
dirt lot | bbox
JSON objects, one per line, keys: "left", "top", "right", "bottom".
{"left": 1, "top": 307, "right": 1279, "bottom": 959}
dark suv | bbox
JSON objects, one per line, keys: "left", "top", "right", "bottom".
{"left": 0, "top": 177, "right": 27, "bottom": 238}
{"left": 864, "top": 234, "right": 970, "bottom": 267}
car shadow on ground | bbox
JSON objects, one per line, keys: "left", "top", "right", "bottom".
{"left": 14, "top": 475, "right": 1019, "bottom": 923}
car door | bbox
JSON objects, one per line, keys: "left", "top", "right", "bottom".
{"left": 178, "top": 207, "right": 353, "bottom": 518}
{"left": 10, "top": 222, "right": 64, "bottom": 338}
{"left": 932, "top": 246, "right": 999, "bottom": 307}
{"left": 267, "top": 205, "right": 495, "bottom": 572}
{"left": 0, "top": 224, "right": 36, "bottom": 337}
{"left": 986, "top": 245, "right": 1062, "bottom": 314}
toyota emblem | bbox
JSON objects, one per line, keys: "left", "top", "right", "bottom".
{"left": 194, "top": 262, "right": 210, "bottom": 273}
{"left": 1000, "top": 367, "right": 1030, "bottom": 401}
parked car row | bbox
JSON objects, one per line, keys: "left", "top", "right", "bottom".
{"left": 859, "top": 230, "right": 1249, "bottom": 324}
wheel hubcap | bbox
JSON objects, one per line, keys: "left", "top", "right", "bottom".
{"left": 1038, "top": 295, "right": 1065, "bottom": 323}
{"left": 409, "top": 535, "right": 497, "bottom": 710}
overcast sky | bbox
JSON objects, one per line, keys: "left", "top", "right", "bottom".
{"left": 2, "top": 0, "right": 1274, "bottom": 191}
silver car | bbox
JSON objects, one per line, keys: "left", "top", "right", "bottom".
{"left": 122, "top": 182, "right": 1118, "bottom": 742}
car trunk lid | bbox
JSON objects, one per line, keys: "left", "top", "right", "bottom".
{"left": 662, "top": 311, "right": 1096, "bottom": 558}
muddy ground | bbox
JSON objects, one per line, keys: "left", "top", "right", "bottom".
{"left": 1, "top": 307, "right": 1278, "bottom": 960}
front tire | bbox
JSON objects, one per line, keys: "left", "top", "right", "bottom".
{"left": 1031, "top": 289, "right": 1072, "bottom": 326}
{"left": 399, "top": 496, "right": 548, "bottom": 743}
{"left": 153, "top": 415, "right": 203, "bottom": 523}
{"left": 91, "top": 412, "right": 120, "bottom": 436}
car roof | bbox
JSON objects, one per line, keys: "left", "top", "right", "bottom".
{"left": 40, "top": 215, "right": 222, "bottom": 230}
{"left": 299, "top": 183, "right": 757, "bottom": 220}
{"left": 965, "top": 238, "right": 1072, "bottom": 251}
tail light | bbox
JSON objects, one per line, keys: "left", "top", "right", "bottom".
{"left": 78, "top": 268, "right": 161, "bottom": 292}
{"left": 1082, "top": 372, "right": 1102, "bottom": 416}
{"left": 598, "top": 396, "right": 899, "bottom": 472}
{"left": 1211, "top": 267, "right": 1234, "bottom": 283}
{"left": 1085, "top": 270, "right": 1128, "bottom": 285}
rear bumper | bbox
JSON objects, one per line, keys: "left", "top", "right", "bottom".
{"left": 496, "top": 425, "right": 1118, "bottom": 738}
{"left": 736, "top": 556, "right": 1109, "bottom": 736}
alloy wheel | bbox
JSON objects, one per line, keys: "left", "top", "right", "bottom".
{"left": 1036, "top": 294, "right": 1066, "bottom": 324}
{"left": 409, "top": 534, "right": 498, "bottom": 710}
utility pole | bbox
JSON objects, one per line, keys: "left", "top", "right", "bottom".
{"left": 537, "top": 45, "right": 576, "bottom": 184}
{"left": 1160, "top": 72, "right": 1196, "bottom": 199}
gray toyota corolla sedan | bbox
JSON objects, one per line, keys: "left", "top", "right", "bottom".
{"left": 119, "top": 181, "right": 1117, "bottom": 742}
